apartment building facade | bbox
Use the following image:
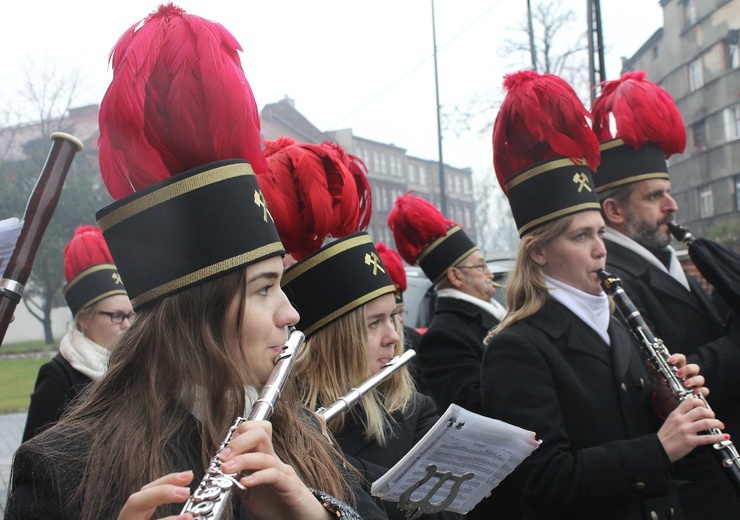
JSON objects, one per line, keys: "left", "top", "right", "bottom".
{"left": 260, "top": 97, "right": 477, "bottom": 249}
{"left": 622, "top": 0, "right": 740, "bottom": 238}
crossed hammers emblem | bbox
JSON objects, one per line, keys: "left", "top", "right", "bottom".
{"left": 572, "top": 172, "right": 592, "bottom": 193}
{"left": 112, "top": 273, "right": 123, "bottom": 285}
{"left": 253, "top": 190, "right": 272, "bottom": 222}
{"left": 365, "top": 252, "right": 386, "bottom": 275}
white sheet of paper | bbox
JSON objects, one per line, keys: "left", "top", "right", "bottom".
{"left": 371, "top": 403, "right": 540, "bottom": 514}
{"left": 0, "top": 217, "right": 23, "bottom": 277}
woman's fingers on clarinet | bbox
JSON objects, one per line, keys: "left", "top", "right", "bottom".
{"left": 668, "top": 354, "right": 687, "bottom": 369}
{"left": 117, "top": 471, "right": 194, "bottom": 520}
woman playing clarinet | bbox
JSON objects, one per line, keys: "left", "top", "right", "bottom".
{"left": 470, "top": 70, "right": 734, "bottom": 520}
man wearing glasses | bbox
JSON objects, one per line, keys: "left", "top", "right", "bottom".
{"left": 388, "top": 194, "right": 505, "bottom": 415}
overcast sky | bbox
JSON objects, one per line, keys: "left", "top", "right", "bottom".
{"left": 0, "top": 0, "right": 664, "bottom": 181}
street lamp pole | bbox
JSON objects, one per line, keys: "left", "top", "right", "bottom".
{"left": 431, "top": 0, "right": 448, "bottom": 215}
{"left": 527, "top": 0, "right": 537, "bottom": 70}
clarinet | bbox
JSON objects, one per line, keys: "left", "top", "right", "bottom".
{"left": 181, "top": 329, "right": 305, "bottom": 518}
{"left": 598, "top": 270, "right": 740, "bottom": 494}
{"left": 317, "top": 349, "right": 416, "bottom": 424}
{"left": 667, "top": 221, "right": 695, "bottom": 246}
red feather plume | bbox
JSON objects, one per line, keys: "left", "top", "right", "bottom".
{"left": 492, "top": 70, "right": 601, "bottom": 194}
{"left": 98, "top": 3, "right": 268, "bottom": 199}
{"left": 387, "top": 192, "right": 453, "bottom": 266}
{"left": 591, "top": 71, "right": 686, "bottom": 157}
{"left": 376, "top": 242, "right": 406, "bottom": 292}
{"left": 260, "top": 138, "right": 369, "bottom": 260}
{"left": 63, "top": 226, "right": 115, "bottom": 282}
{"left": 323, "top": 142, "right": 372, "bottom": 231}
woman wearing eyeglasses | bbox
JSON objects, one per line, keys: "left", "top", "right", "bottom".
{"left": 22, "top": 225, "right": 133, "bottom": 441}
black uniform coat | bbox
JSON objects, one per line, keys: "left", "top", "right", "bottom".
{"left": 6, "top": 410, "right": 389, "bottom": 520}
{"left": 417, "top": 297, "right": 499, "bottom": 415}
{"left": 605, "top": 239, "right": 740, "bottom": 518}
{"left": 604, "top": 240, "right": 740, "bottom": 413}
{"left": 480, "top": 298, "right": 684, "bottom": 520}
{"left": 335, "top": 392, "right": 462, "bottom": 520}
{"left": 403, "top": 325, "right": 431, "bottom": 398}
{"left": 22, "top": 353, "right": 92, "bottom": 442}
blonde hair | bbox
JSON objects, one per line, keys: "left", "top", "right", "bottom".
{"left": 295, "top": 305, "right": 415, "bottom": 445}
{"left": 485, "top": 216, "right": 574, "bottom": 343}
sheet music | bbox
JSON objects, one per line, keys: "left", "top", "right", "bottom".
{"left": 371, "top": 403, "right": 540, "bottom": 514}
{"left": 0, "top": 218, "right": 23, "bottom": 278}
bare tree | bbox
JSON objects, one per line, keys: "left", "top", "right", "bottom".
{"left": 473, "top": 169, "right": 518, "bottom": 257}
{"left": 501, "top": 0, "right": 590, "bottom": 99}
{"left": 0, "top": 62, "right": 110, "bottom": 344}
{"left": 454, "top": 1, "right": 591, "bottom": 261}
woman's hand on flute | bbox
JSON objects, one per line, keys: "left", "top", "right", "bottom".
{"left": 117, "top": 470, "right": 194, "bottom": 520}
{"left": 220, "top": 420, "right": 332, "bottom": 520}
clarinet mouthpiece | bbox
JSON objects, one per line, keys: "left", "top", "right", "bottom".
{"left": 667, "top": 221, "right": 691, "bottom": 243}
{"left": 597, "top": 269, "right": 620, "bottom": 292}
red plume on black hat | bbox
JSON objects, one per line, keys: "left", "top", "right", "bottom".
{"left": 95, "top": 4, "right": 284, "bottom": 310}
{"left": 375, "top": 242, "right": 406, "bottom": 292}
{"left": 62, "top": 225, "right": 128, "bottom": 316}
{"left": 260, "top": 137, "right": 371, "bottom": 261}
{"left": 493, "top": 70, "right": 600, "bottom": 195}
{"left": 387, "top": 192, "right": 477, "bottom": 285}
{"left": 591, "top": 70, "right": 686, "bottom": 157}
{"left": 492, "top": 70, "right": 602, "bottom": 237}
{"left": 63, "top": 225, "right": 114, "bottom": 282}
{"left": 98, "top": 3, "right": 267, "bottom": 199}
{"left": 387, "top": 192, "right": 452, "bottom": 266}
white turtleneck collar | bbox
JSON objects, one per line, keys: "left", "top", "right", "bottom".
{"left": 545, "top": 275, "right": 611, "bottom": 346}
{"left": 603, "top": 227, "right": 690, "bottom": 290}
{"left": 435, "top": 288, "right": 507, "bottom": 321}
{"left": 59, "top": 321, "right": 109, "bottom": 380}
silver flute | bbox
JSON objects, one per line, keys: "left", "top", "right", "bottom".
{"left": 599, "top": 270, "right": 740, "bottom": 495}
{"left": 181, "top": 329, "right": 305, "bottom": 518}
{"left": 317, "top": 349, "right": 416, "bottom": 424}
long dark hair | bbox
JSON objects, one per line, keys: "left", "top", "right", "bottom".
{"left": 22, "top": 267, "right": 352, "bottom": 519}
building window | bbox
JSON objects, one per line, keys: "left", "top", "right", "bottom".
{"left": 699, "top": 186, "right": 714, "bottom": 218}
{"left": 683, "top": 0, "right": 698, "bottom": 26}
{"left": 688, "top": 58, "right": 703, "bottom": 91}
{"left": 463, "top": 177, "right": 471, "bottom": 195}
{"left": 454, "top": 175, "right": 461, "bottom": 194}
{"left": 419, "top": 166, "right": 428, "bottom": 186}
{"left": 463, "top": 207, "right": 472, "bottom": 229}
{"left": 381, "top": 187, "right": 389, "bottom": 211}
{"left": 729, "top": 31, "right": 740, "bottom": 69}
{"left": 373, "top": 151, "right": 380, "bottom": 173}
{"left": 692, "top": 121, "right": 707, "bottom": 153}
{"left": 380, "top": 154, "right": 387, "bottom": 175}
{"left": 724, "top": 104, "right": 740, "bottom": 142}
{"left": 408, "top": 164, "right": 417, "bottom": 184}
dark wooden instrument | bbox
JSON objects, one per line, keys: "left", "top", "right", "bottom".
{"left": 0, "top": 132, "right": 83, "bottom": 346}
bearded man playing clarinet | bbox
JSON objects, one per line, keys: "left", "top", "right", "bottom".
{"left": 592, "top": 71, "right": 740, "bottom": 519}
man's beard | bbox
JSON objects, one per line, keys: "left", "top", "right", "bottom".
{"left": 625, "top": 210, "right": 673, "bottom": 249}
